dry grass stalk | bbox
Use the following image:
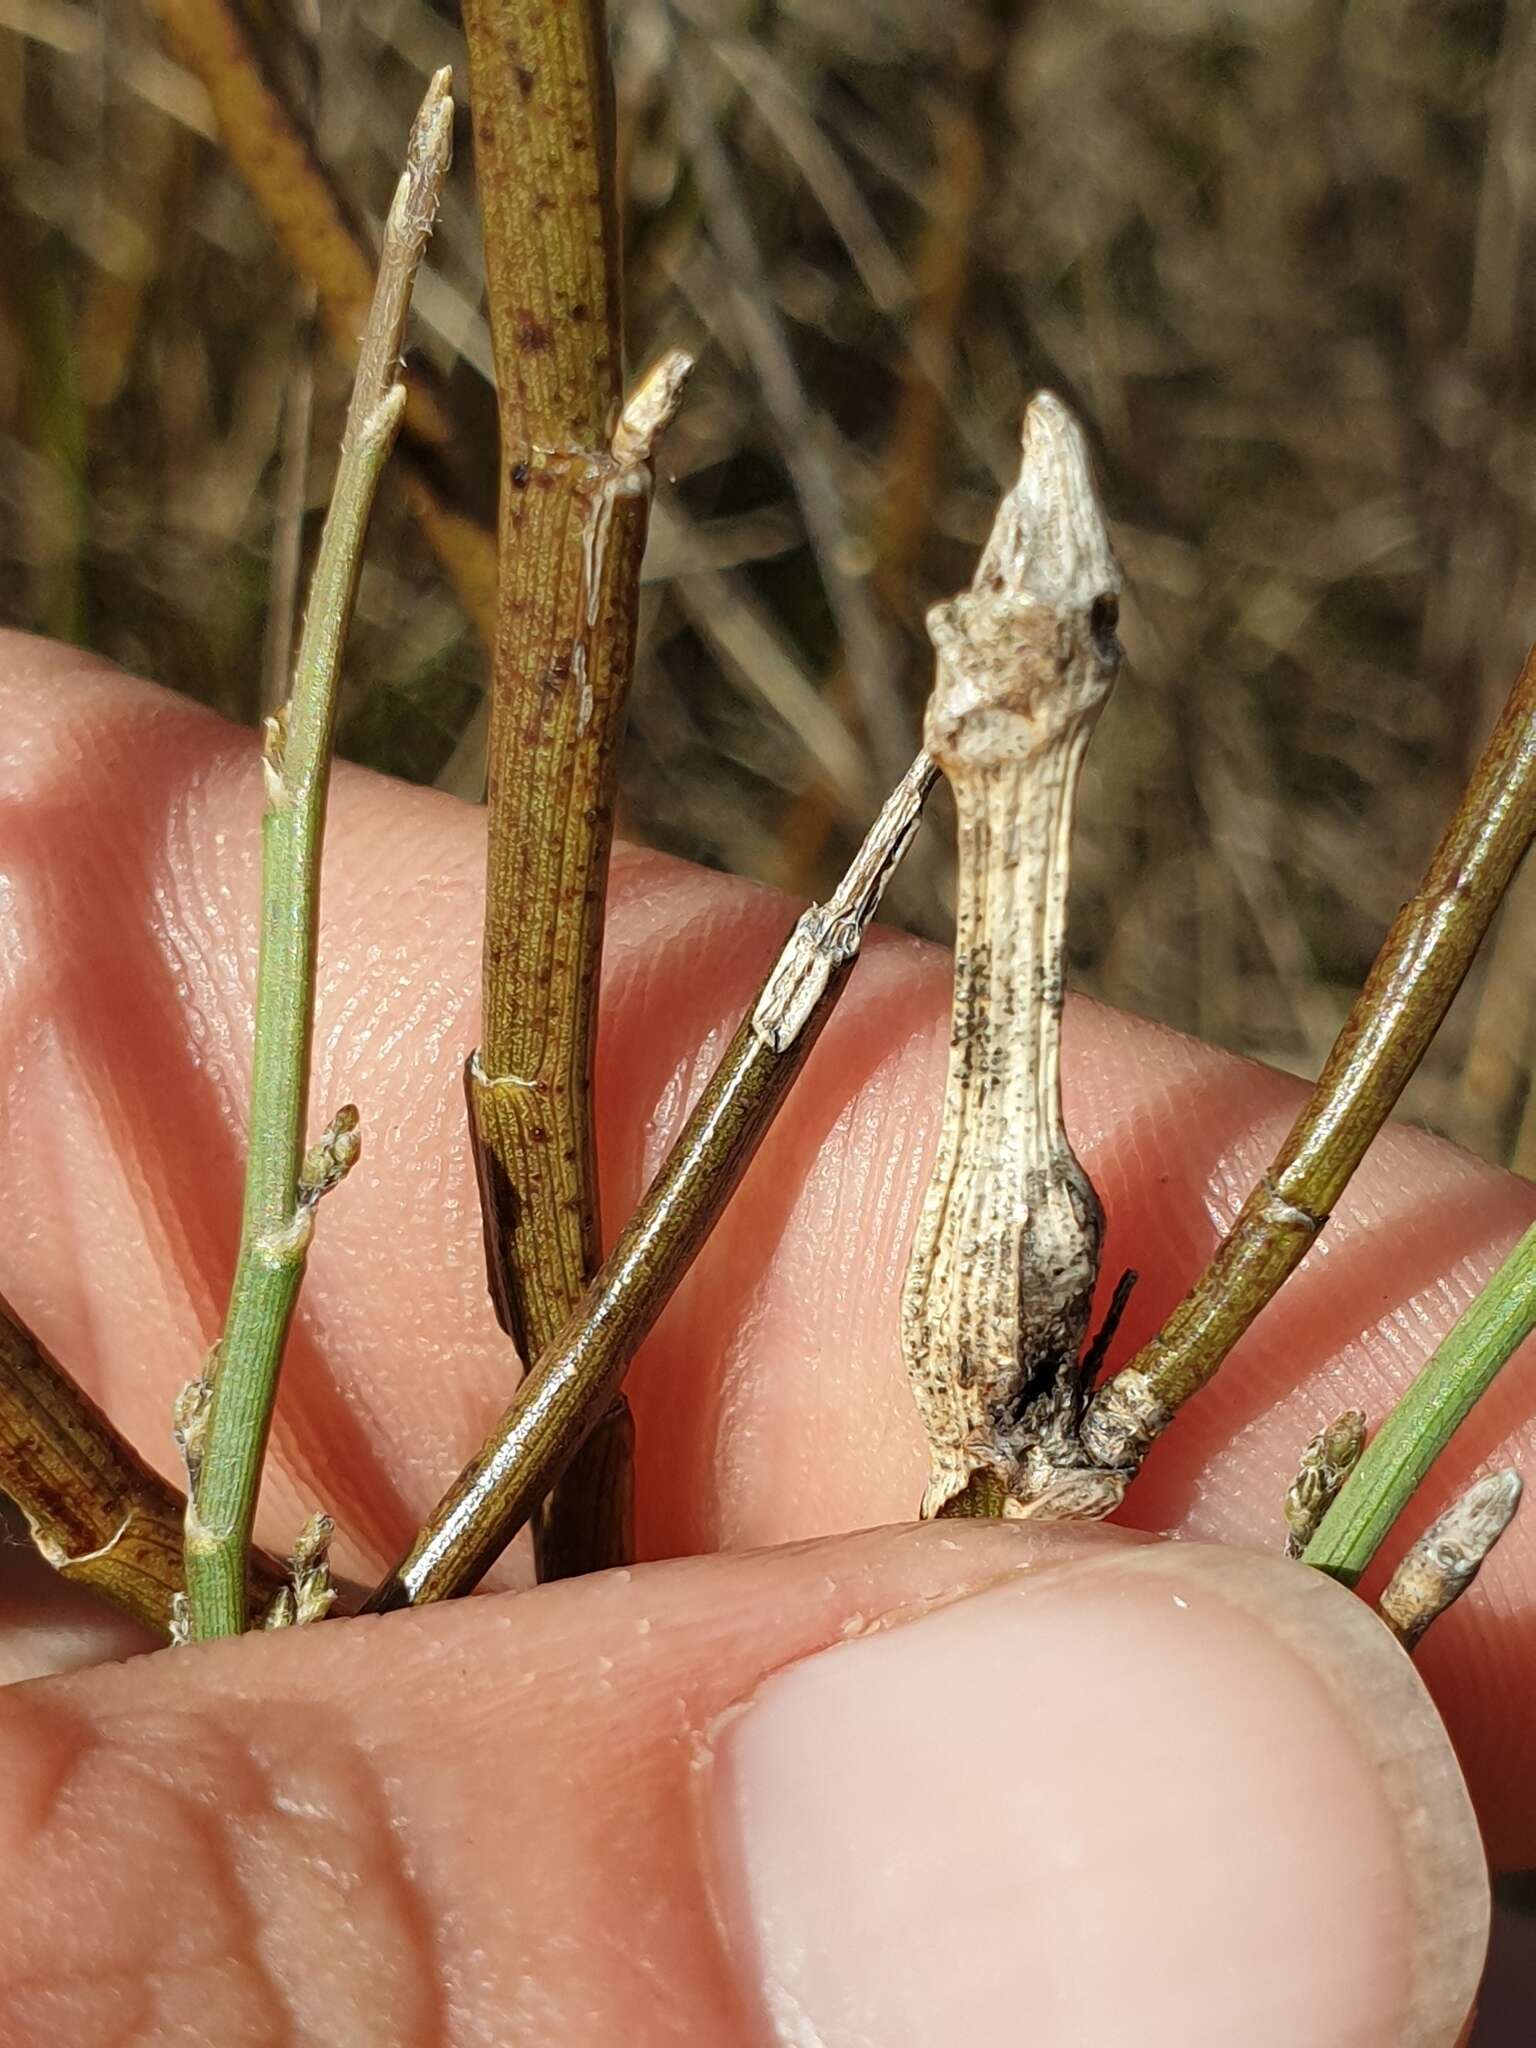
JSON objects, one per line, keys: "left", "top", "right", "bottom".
{"left": 778, "top": 23, "right": 1006, "bottom": 895}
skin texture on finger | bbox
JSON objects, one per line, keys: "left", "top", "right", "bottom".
{"left": 0, "top": 633, "right": 1533, "bottom": 1857}
{"left": 0, "top": 1506, "right": 154, "bottom": 1685}
{"left": 0, "top": 1526, "right": 1488, "bottom": 2048}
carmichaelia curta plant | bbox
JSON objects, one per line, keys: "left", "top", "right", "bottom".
{"left": 0, "top": 0, "right": 1532, "bottom": 1812}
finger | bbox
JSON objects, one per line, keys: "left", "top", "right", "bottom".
{"left": 1, "top": 635, "right": 1534, "bottom": 1856}
{"left": 0, "top": 1526, "right": 1488, "bottom": 2048}
{"left": 0, "top": 1505, "right": 154, "bottom": 1685}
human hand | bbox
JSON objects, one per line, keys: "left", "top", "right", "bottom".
{"left": 0, "top": 632, "right": 1531, "bottom": 2044}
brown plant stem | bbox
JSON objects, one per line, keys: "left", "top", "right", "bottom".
{"left": 0, "top": 1292, "right": 279, "bottom": 1636}
{"left": 463, "top": 0, "right": 680, "bottom": 1580}
{"left": 364, "top": 753, "right": 937, "bottom": 1612}
{"left": 145, "top": 0, "right": 499, "bottom": 642}
{"left": 1083, "top": 644, "right": 1536, "bottom": 1483}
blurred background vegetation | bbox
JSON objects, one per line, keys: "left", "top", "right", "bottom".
{"left": 4, "top": 0, "right": 1536, "bottom": 1168}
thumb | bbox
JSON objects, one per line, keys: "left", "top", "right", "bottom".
{"left": 0, "top": 1524, "right": 1486, "bottom": 2046}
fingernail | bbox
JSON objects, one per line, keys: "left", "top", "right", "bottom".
{"left": 704, "top": 1544, "right": 1487, "bottom": 2048}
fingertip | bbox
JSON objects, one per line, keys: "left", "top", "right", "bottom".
{"left": 706, "top": 1543, "right": 1486, "bottom": 2048}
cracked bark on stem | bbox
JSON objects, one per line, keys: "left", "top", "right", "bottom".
{"left": 464, "top": 0, "right": 686, "bottom": 1579}
{"left": 1083, "top": 643, "right": 1536, "bottom": 1487}
{"left": 0, "top": 1292, "right": 280, "bottom": 1635}
{"left": 901, "top": 392, "right": 1124, "bottom": 1520}
{"left": 365, "top": 753, "right": 937, "bottom": 1611}
{"left": 183, "top": 74, "right": 452, "bottom": 1642}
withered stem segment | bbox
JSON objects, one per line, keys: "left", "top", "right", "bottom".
{"left": 1283, "top": 1409, "right": 1366, "bottom": 1558}
{"left": 365, "top": 754, "right": 937, "bottom": 1610}
{"left": 902, "top": 393, "right": 1124, "bottom": 1519}
{"left": 1376, "top": 1470, "right": 1521, "bottom": 1651}
{"left": 184, "top": 75, "right": 451, "bottom": 1641}
{"left": 464, "top": 0, "right": 686, "bottom": 1578}
{"left": 1085, "top": 645, "right": 1536, "bottom": 1484}
{"left": 261, "top": 1510, "right": 338, "bottom": 1631}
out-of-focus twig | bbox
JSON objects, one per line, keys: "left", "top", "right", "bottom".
{"left": 664, "top": 12, "right": 908, "bottom": 796}
{"left": 778, "top": 62, "right": 999, "bottom": 891}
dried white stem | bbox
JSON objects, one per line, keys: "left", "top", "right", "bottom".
{"left": 1377, "top": 1468, "right": 1521, "bottom": 1651}
{"left": 902, "top": 392, "right": 1124, "bottom": 1518}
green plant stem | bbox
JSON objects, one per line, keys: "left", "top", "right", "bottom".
{"left": 1083, "top": 644, "right": 1536, "bottom": 1482}
{"left": 463, "top": 0, "right": 674, "bottom": 1580}
{"left": 1303, "top": 1222, "right": 1536, "bottom": 1585}
{"left": 364, "top": 754, "right": 938, "bottom": 1611}
{"left": 0, "top": 1292, "right": 280, "bottom": 1634}
{"left": 184, "top": 75, "right": 452, "bottom": 1641}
